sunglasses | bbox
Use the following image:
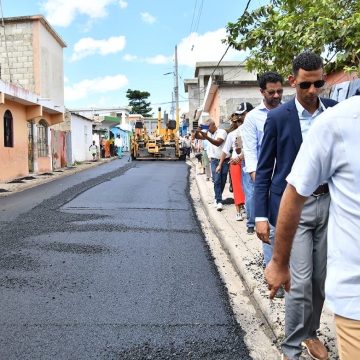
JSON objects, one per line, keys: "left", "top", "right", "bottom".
{"left": 297, "top": 80, "right": 325, "bottom": 89}
{"left": 264, "top": 89, "right": 283, "bottom": 96}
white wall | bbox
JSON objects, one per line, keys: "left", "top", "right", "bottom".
{"left": 219, "top": 85, "right": 295, "bottom": 122}
{"left": 71, "top": 115, "right": 93, "bottom": 162}
{"left": 39, "top": 22, "right": 64, "bottom": 107}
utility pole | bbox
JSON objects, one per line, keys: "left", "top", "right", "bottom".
{"left": 174, "top": 45, "right": 179, "bottom": 132}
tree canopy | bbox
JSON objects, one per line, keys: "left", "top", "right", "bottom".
{"left": 225, "top": 0, "right": 360, "bottom": 76}
{"left": 126, "top": 89, "right": 153, "bottom": 117}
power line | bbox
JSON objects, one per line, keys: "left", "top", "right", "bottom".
{"left": 193, "top": 0, "right": 204, "bottom": 34}
{"left": 189, "top": 0, "right": 198, "bottom": 34}
{"left": 210, "top": 0, "right": 252, "bottom": 78}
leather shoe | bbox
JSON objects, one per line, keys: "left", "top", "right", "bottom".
{"left": 301, "top": 338, "right": 328, "bottom": 360}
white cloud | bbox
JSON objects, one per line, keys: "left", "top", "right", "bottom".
{"left": 65, "top": 74, "right": 128, "bottom": 101}
{"left": 177, "top": 28, "right": 244, "bottom": 67}
{"left": 118, "top": 0, "right": 128, "bottom": 9}
{"left": 123, "top": 54, "right": 138, "bottom": 61}
{"left": 141, "top": 12, "right": 156, "bottom": 24}
{"left": 122, "top": 28, "right": 245, "bottom": 68}
{"left": 42, "top": 0, "right": 115, "bottom": 27}
{"left": 122, "top": 53, "right": 171, "bottom": 64}
{"left": 144, "top": 54, "right": 172, "bottom": 65}
{"left": 70, "top": 35, "right": 126, "bottom": 61}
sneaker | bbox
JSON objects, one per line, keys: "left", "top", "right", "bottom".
{"left": 213, "top": 200, "right": 217, "bottom": 208}
{"left": 216, "top": 203, "right": 223, "bottom": 211}
{"left": 240, "top": 205, "right": 246, "bottom": 216}
{"left": 301, "top": 338, "right": 328, "bottom": 360}
{"left": 247, "top": 226, "right": 255, "bottom": 235}
{"left": 235, "top": 212, "right": 243, "bottom": 221}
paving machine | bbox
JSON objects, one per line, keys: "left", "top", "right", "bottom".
{"left": 131, "top": 107, "right": 185, "bottom": 160}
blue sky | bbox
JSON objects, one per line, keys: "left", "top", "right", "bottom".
{"left": 2, "top": 0, "right": 267, "bottom": 116}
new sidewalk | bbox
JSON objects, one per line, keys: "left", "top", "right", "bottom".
{"left": 190, "top": 159, "right": 339, "bottom": 359}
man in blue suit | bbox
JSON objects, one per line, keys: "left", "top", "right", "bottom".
{"left": 254, "top": 52, "right": 337, "bottom": 360}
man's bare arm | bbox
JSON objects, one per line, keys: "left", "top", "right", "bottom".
{"left": 264, "top": 184, "right": 307, "bottom": 298}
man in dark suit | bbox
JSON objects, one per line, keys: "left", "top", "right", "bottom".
{"left": 254, "top": 52, "right": 337, "bottom": 360}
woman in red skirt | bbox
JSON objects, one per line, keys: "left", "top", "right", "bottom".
{"left": 216, "top": 112, "right": 247, "bottom": 221}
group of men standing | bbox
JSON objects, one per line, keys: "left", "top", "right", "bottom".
{"left": 196, "top": 51, "right": 359, "bottom": 360}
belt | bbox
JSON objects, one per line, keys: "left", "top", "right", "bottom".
{"left": 312, "top": 183, "right": 329, "bottom": 197}
{"left": 210, "top": 158, "right": 229, "bottom": 162}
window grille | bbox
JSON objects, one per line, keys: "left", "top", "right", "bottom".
{"left": 37, "top": 120, "right": 49, "bottom": 157}
{"left": 4, "top": 110, "right": 13, "bottom": 147}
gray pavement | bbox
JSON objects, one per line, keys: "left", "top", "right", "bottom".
{"left": 190, "top": 158, "right": 339, "bottom": 359}
{"left": 0, "top": 156, "right": 340, "bottom": 359}
{"left": 0, "top": 158, "right": 253, "bottom": 359}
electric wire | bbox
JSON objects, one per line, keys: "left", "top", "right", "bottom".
{"left": 209, "top": 0, "right": 252, "bottom": 78}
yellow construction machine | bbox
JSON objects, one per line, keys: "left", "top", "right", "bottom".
{"left": 131, "top": 107, "right": 185, "bottom": 160}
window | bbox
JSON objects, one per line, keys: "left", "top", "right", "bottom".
{"left": 37, "top": 120, "right": 48, "bottom": 157}
{"left": 4, "top": 110, "right": 13, "bottom": 147}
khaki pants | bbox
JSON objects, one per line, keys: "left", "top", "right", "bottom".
{"left": 335, "top": 315, "right": 360, "bottom": 360}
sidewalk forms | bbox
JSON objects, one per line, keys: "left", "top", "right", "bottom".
{"left": 190, "top": 158, "right": 339, "bottom": 360}
{"left": 0, "top": 157, "right": 116, "bottom": 196}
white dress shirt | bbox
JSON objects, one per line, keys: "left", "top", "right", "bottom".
{"left": 242, "top": 101, "right": 271, "bottom": 173}
{"left": 287, "top": 96, "right": 360, "bottom": 320}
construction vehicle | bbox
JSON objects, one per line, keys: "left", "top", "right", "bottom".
{"left": 130, "top": 107, "right": 185, "bottom": 160}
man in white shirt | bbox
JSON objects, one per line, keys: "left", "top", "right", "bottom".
{"left": 195, "top": 119, "right": 228, "bottom": 211}
{"left": 265, "top": 95, "right": 360, "bottom": 360}
{"left": 115, "top": 136, "right": 124, "bottom": 159}
{"left": 241, "top": 71, "right": 284, "bottom": 265}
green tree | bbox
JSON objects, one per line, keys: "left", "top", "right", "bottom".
{"left": 225, "top": 0, "right": 360, "bottom": 76}
{"left": 126, "top": 89, "right": 153, "bottom": 117}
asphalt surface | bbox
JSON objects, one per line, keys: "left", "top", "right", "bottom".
{"left": 0, "top": 159, "right": 251, "bottom": 359}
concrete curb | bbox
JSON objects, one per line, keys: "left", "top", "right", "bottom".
{"left": 189, "top": 158, "right": 338, "bottom": 359}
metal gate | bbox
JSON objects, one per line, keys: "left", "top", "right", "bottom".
{"left": 27, "top": 121, "right": 34, "bottom": 173}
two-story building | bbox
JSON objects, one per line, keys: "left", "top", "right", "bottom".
{"left": 184, "top": 61, "right": 294, "bottom": 128}
{"left": 0, "top": 15, "right": 66, "bottom": 182}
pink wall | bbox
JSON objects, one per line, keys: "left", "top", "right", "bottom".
{"left": 0, "top": 101, "right": 29, "bottom": 182}
{"left": 208, "top": 90, "right": 220, "bottom": 125}
{"left": 51, "top": 129, "right": 69, "bottom": 169}
{"left": 0, "top": 100, "right": 59, "bottom": 182}
{"left": 326, "top": 71, "right": 358, "bottom": 87}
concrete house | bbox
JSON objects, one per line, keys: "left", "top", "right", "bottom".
{"left": 51, "top": 111, "right": 94, "bottom": 165}
{"left": 0, "top": 15, "right": 66, "bottom": 182}
{"left": 184, "top": 61, "right": 294, "bottom": 128}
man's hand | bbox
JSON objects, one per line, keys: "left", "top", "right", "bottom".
{"left": 215, "top": 165, "right": 221, "bottom": 173}
{"left": 250, "top": 171, "right": 256, "bottom": 181}
{"left": 229, "top": 157, "right": 240, "bottom": 165}
{"left": 264, "top": 260, "right": 291, "bottom": 299}
{"left": 194, "top": 130, "right": 203, "bottom": 140}
{"left": 256, "top": 221, "right": 270, "bottom": 244}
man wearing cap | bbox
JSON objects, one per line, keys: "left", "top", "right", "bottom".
{"left": 241, "top": 71, "right": 284, "bottom": 264}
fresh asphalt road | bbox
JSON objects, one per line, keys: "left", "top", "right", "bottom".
{"left": 0, "top": 159, "right": 251, "bottom": 359}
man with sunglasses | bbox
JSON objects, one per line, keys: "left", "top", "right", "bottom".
{"left": 255, "top": 52, "right": 337, "bottom": 360}
{"left": 242, "top": 72, "right": 284, "bottom": 260}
